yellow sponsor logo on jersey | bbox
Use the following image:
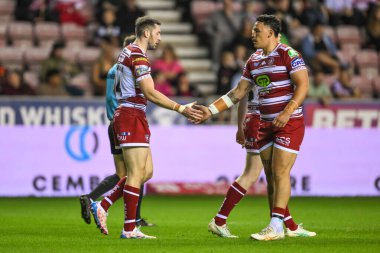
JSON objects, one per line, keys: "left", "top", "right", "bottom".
{"left": 132, "top": 57, "right": 148, "bottom": 63}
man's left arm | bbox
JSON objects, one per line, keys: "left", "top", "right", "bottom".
{"left": 272, "top": 69, "right": 309, "bottom": 128}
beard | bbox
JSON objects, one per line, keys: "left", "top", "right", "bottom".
{"left": 147, "top": 42, "right": 157, "bottom": 50}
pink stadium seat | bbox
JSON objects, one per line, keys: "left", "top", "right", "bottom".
{"left": 61, "top": 23, "right": 87, "bottom": 47}
{"left": 8, "top": 21, "right": 34, "bottom": 47}
{"left": 355, "top": 49, "right": 379, "bottom": 66}
{"left": 324, "top": 26, "right": 336, "bottom": 44}
{"left": 351, "top": 75, "right": 373, "bottom": 97}
{"left": 0, "top": 0, "right": 15, "bottom": 22}
{"left": 35, "top": 22, "right": 60, "bottom": 47}
{"left": 323, "top": 74, "right": 338, "bottom": 86}
{"left": 290, "top": 25, "right": 310, "bottom": 46}
{"left": 78, "top": 47, "right": 100, "bottom": 73}
{"left": 77, "top": 47, "right": 100, "bottom": 64}
{"left": 191, "top": 0, "right": 242, "bottom": 33}
{"left": 61, "top": 47, "right": 79, "bottom": 64}
{"left": 0, "top": 23, "right": 7, "bottom": 47}
{"left": 191, "top": 1, "right": 218, "bottom": 32}
{"left": 24, "top": 47, "right": 51, "bottom": 71}
{"left": 374, "top": 77, "right": 380, "bottom": 93}
{"left": 336, "top": 25, "right": 361, "bottom": 47}
{"left": 355, "top": 49, "right": 379, "bottom": 78}
{"left": 0, "top": 47, "right": 24, "bottom": 69}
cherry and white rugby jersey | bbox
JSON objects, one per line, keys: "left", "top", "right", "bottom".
{"left": 114, "top": 43, "right": 151, "bottom": 112}
{"left": 241, "top": 43, "right": 307, "bottom": 121}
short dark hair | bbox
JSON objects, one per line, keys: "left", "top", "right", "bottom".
{"left": 256, "top": 14, "right": 281, "bottom": 37}
{"left": 135, "top": 16, "right": 161, "bottom": 37}
{"left": 46, "top": 68, "right": 60, "bottom": 81}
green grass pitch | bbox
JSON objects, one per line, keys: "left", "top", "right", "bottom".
{"left": 1, "top": 196, "right": 379, "bottom": 253}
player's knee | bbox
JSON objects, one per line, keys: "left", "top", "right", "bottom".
{"left": 129, "top": 168, "right": 145, "bottom": 181}
{"left": 273, "top": 168, "right": 289, "bottom": 182}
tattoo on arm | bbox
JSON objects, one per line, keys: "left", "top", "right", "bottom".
{"left": 226, "top": 90, "right": 240, "bottom": 104}
{"left": 244, "top": 85, "right": 252, "bottom": 93}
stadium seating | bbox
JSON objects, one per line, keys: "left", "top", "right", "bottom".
{"left": 0, "top": 23, "right": 7, "bottom": 47}
{"left": 336, "top": 25, "right": 362, "bottom": 50}
{"left": 290, "top": 25, "right": 310, "bottom": 46}
{"left": 324, "top": 26, "right": 337, "bottom": 44}
{"left": 0, "top": 47, "right": 24, "bottom": 69}
{"left": 61, "top": 23, "right": 87, "bottom": 47}
{"left": 77, "top": 47, "right": 101, "bottom": 73}
{"left": 61, "top": 47, "right": 79, "bottom": 64}
{"left": 355, "top": 49, "right": 379, "bottom": 79}
{"left": 0, "top": 0, "right": 14, "bottom": 22}
{"left": 34, "top": 22, "right": 61, "bottom": 47}
{"left": 8, "top": 21, "right": 34, "bottom": 47}
{"left": 24, "top": 47, "right": 51, "bottom": 72}
{"left": 352, "top": 75, "right": 373, "bottom": 97}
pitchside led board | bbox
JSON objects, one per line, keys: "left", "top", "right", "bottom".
{"left": 0, "top": 98, "right": 379, "bottom": 197}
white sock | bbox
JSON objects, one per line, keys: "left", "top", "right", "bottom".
{"left": 269, "top": 217, "right": 284, "bottom": 233}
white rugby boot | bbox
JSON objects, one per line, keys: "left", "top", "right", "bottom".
{"left": 250, "top": 225, "right": 285, "bottom": 241}
{"left": 286, "top": 223, "right": 316, "bottom": 237}
{"left": 208, "top": 218, "right": 238, "bottom": 238}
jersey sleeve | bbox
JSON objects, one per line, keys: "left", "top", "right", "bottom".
{"left": 241, "top": 59, "right": 253, "bottom": 83}
{"left": 131, "top": 54, "right": 151, "bottom": 82}
{"left": 284, "top": 48, "right": 307, "bottom": 75}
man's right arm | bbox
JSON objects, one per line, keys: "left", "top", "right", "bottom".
{"left": 192, "top": 78, "right": 252, "bottom": 124}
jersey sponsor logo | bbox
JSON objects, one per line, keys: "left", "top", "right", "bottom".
{"left": 135, "top": 65, "right": 150, "bottom": 76}
{"left": 291, "top": 58, "right": 305, "bottom": 69}
{"left": 288, "top": 49, "right": 299, "bottom": 58}
{"left": 255, "top": 74, "right": 271, "bottom": 88}
{"left": 132, "top": 57, "right": 148, "bottom": 63}
{"left": 275, "top": 136, "right": 291, "bottom": 146}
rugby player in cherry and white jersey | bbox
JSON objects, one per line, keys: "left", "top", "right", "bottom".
{"left": 193, "top": 14, "right": 315, "bottom": 240}
{"left": 91, "top": 16, "right": 202, "bottom": 239}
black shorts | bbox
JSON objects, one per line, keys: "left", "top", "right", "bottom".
{"left": 108, "top": 121, "right": 122, "bottom": 155}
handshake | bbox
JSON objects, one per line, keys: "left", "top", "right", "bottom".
{"left": 176, "top": 101, "right": 211, "bottom": 124}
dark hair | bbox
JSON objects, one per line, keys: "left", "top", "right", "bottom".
{"left": 46, "top": 68, "right": 60, "bottom": 81}
{"left": 123, "top": 35, "right": 136, "bottom": 47}
{"left": 311, "top": 21, "right": 323, "bottom": 32}
{"left": 256, "top": 14, "right": 281, "bottom": 37}
{"left": 50, "top": 40, "right": 65, "bottom": 57}
{"left": 135, "top": 16, "right": 161, "bottom": 37}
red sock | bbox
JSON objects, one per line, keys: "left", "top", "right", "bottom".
{"left": 123, "top": 184, "right": 140, "bottom": 232}
{"left": 100, "top": 177, "right": 126, "bottom": 212}
{"left": 214, "top": 181, "right": 247, "bottom": 226}
{"left": 272, "top": 207, "right": 286, "bottom": 220}
{"left": 284, "top": 205, "right": 298, "bottom": 231}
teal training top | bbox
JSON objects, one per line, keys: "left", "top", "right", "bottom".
{"left": 105, "top": 64, "right": 117, "bottom": 121}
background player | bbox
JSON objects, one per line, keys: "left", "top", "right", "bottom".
{"left": 91, "top": 16, "right": 202, "bottom": 239}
